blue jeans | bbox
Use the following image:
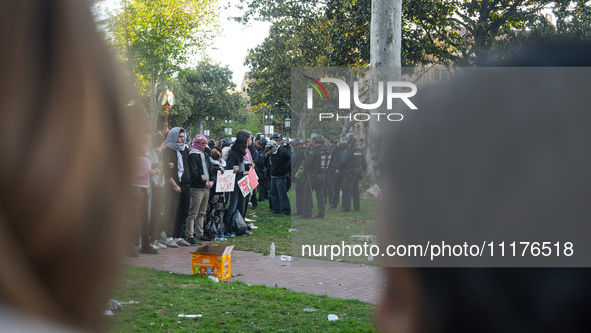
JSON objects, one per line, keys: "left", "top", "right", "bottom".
{"left": 270, "top": 176, "right": 291, "bottom": 213}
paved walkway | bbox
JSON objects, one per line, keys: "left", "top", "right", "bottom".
{"left": 128, "top": 247, "right": 385, "bottom": 304}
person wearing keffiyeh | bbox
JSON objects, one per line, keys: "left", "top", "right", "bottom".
{"left": 161, "top": 127, "right": 192, "bottom": 247}
{"left": 186, "top": 134, "right": 215, "bottom": 243}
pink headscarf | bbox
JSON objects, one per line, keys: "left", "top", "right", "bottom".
{"left": 189, "top": 134, "right": 208, "bottom": 154}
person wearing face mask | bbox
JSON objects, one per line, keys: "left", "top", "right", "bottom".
{"left": 204, "top": 147, "right": 226, "bottom": 239}
{"left": 223, "top": 134, "right": 249, "bottom": 234}
{"left": 186, "top": 134, "right": 214, "bottom": 244}
{"left": 264, "top": 137, "right": 291, "bottom": 215}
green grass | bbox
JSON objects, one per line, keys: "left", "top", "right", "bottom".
{"left": 219, "top": 187, "right": 378, "bottom": 264}
{"left": 106, "top": 266, "right": 376, "bottom": 332}
{"left": 217, "top": 197, "right": 292, "bottom": 256}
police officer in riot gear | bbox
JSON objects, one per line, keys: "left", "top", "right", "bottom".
{"left": 330, "top": 133, "right": 348, "bottom": 209}
{"left": 300, "top": 134, "right": 330, "bottom": 218}
{"left": 338, "top": 133, "right": 366, "bottom": 212}
{"left": 291, "top": 138, "right": 307, "bottom": 215}
{"left": 271, "top": 133, "right": 283, "bottom": 146}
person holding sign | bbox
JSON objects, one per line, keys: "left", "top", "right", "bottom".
{"left": 223, "top": 134, "right": 249, "bottom": 235}
{"left": 204, "top": 147, "right": 227, "bottom": 239}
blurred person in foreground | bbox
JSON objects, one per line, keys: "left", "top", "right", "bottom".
{"left": 0, "top": 0, "right": 146, "bottom": 332}
{"left": 376, "top": 41, "right": 591, "bottom": 333}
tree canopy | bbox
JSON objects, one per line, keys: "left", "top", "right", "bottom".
{"left": 106, "top": 0, "right": 220, "bottom": 128}
{"left": 169, "top": 62, "right": 243, "bottom": 137}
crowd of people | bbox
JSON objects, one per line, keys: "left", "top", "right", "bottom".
{"left": 132, "top": 127, "right": 369, "bottom": 255}
{"left": 292, "top": 133, "right": 368, "bottom": 219}
{"left": 131, "top": 129, "right": 293, "bottom": 255}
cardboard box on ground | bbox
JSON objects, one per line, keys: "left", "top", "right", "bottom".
{"left": 191, "top": 243, "right": 234, "bottom": 280}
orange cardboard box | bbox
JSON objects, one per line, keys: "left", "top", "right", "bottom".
{"left": 191, "top": 243, "right": 234, "bottom": 280}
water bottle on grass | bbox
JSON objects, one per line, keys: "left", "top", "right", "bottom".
{"left": 270, "top": 243, "right": 275, "bottom": 258}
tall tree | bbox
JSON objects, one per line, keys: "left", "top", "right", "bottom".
{"left": 245, "top": 18, "right": 337, "bottom": 139}
{"left": 106, "top": 0, "right": 219, "bottom": 129}
{"left": 170, "top": 63, "right": 237, "bottom": 134}
{"left": 239, "top": 0, "right": 591, "bottom": 66}
{"left": 369, "top": 0, "right": 402, "bottom": 178}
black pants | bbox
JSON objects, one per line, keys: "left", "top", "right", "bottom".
{"left": 342, "top": 171, "right": 361, "bottom": 212}
{"left": 331, "top": 171, "right": 344, "bottom": 208}
{"left": 149, "top": 186, "right": 165, "bottom": 241}
{"left": 132, "top": 186, "right": 149, "bottom": 249}
{"left": 295, "top": 176, "right": 307, "bottom": 214}
{"left": 250, "top": 187, "right": 258, "bottom": 208}
{"left": 302, "top": 174, "right": 326, "bottom": 217}
{"left": 165, "top": 183, "right": 191, "bottom": 239}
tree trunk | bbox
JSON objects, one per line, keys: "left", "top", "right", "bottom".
{"left": 368, "top": 0, "right": 402, "bottom": 180}
{"left": 297, "top": 105, "right": 307, "bottom": 139}
{"left": 150, "top": 71, "right": 158, "bottom": 130}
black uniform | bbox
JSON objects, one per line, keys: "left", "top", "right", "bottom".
{"left": 338, "top": 145, "right": 366, "bottom": 212}
{"left": 329, "top": 143, "right": 347, "bottom": 208}
{"left": 301, "top": 144, "right": 330, "bottom": 218}
{"left": 291, "top": 145, "right": 307, "bottom": 215}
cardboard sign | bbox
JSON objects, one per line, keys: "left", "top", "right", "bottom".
{"left": 238, "top": 174, "right": 252, "bottom": 197}
{"left": 215, "top": 170, "right": 236, "bottom": 192}
{"left": 247, "top": 167, "right": 259, "bottom": 190}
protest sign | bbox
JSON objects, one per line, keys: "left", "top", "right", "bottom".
{"left": 247, "top": 168, "right": 259, "bottom": 190}
{"left": 215, "top": 171, "right": 235, "bottom": 192}
{"left": 238, "top": 174, "right": 252, "bottom": 197}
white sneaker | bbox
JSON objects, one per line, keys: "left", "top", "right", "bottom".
{"left": 176, "top": 239, "right": 191, "bottom": 247}
{"left": 166, "top": 240, "right": 179, "bottom": 248}
{"left": 153, "top": 240, "right": 166, "bottom": 249}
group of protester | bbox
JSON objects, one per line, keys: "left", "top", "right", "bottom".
{"left": 131, "top": 128, "right": 292, "bottom": 255}
{"left": 291, "top": 133, "right": 367, "bottom": 219}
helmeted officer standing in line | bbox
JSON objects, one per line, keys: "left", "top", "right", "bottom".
{"left": 338, "top": 133, "right": 366, "bottom": 212}
{"left": 291, "top": 138, "right": 307, "bottom": 216}
{"left": 300, "top": 134, "right": 330, "bottom": 218}
{"left": 329, "top": 133, "right": 348, "bottom": 209}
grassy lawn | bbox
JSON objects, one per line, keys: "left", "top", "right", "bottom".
{"left": 216, "top": 194, "right": 292, "bottom": 256}
{"left": 106, "top": 266, "right": 376, "bottom": 332}
{"left": 219, "top": 187, "right": 378, "bottom": 264}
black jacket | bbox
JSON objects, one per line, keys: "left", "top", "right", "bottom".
{"left": 188, "top": 151, "right": 215, "bottom": 189}
{"left": 268, "top": 146, "right": 291, "bottom": 177}
{"left": 163, "top": 147, "right": 190, "bottom": 186}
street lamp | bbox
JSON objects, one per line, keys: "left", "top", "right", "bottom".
{"left": 224, "top": 120, "right": 232, "bottom": 136}
{"left": 159, "top": 88, "right": 175, "bottom": 136}
{"left": 284, "top": 117, "right": 291, "bottom": 144}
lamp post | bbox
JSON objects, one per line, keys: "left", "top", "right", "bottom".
{"left": 284, "top": 117, "right": 291, "bottom": 144}
{"left": 268, "top": 114, "right": 273, "bottom": 136}
{"left": 159, "top": 88, "right": 175, "bottom": 137}
{"left": 224, "top": 120, "right": 232, "bottom": 136}
{"left": 208, "top": 116, "right": 214, "bottom": 138}
{"left": 264, "top": 115, "right": 268, "bottom": 136}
